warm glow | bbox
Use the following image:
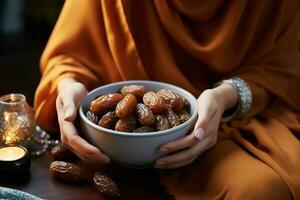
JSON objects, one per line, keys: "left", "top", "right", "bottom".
{"left": 4, "top": 112, "right": 10, "bottom": 121}
{"left": 0, "top": 146, "right": 26, "bottom": 161}
{"left": 6, "top": 135, "right": 12, "bottom": 142}
{"left": 0, "top": 93, "right": 34, "bottom": 146}
{"left": 1, "top": 127, "right": 20, "bottom": 145}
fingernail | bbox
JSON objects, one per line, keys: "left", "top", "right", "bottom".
{"left": 64, "top": 109, "right": 73, "bottom": 120}
{"left": 195, "top": 127, "right": 205, "bottom": 140}
{"left": 159, "top": 148, "right": 169, "bottom": 154}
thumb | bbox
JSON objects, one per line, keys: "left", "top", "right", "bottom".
{"left": 194, "top": 118, "right": 207, "bottom": 141}
{"left": 193, "top": 102, "right": 209, "bottom": 140}
{"left": 57, "top": 80, "right": 88, "bottom": 122}
{"left": 60, "top": 94, "right": 77, "bottom": 121}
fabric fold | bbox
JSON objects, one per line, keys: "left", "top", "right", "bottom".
{"left": 34, "top": 1, "right": 300, "bottom": 199}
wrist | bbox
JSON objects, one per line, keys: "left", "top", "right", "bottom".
{"left": 212, "top": 83, "right": 239, "bottom": 111}
{"left": 213, "top": 77, "right": 253, "bottom": 121}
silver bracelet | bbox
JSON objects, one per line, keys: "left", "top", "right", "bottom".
{"left": 215, "top": 77, "right": 252, "bottom": 122}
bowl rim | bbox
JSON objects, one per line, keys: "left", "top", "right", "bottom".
{"left": 79, "top": 80, "right": 198, "bottom": 138}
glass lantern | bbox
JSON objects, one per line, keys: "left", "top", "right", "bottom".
{"left": 0, "top": 93, "right": 35, "bottom": 146}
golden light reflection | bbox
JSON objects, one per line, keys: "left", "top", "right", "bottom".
{"left": 5, "top": 135, "right": 12, "bottom": 143}
{"left": 0, "top": 93, "right": 35, "bottom": 146}
{"left": 1, "top": 124, "right": 22, "bottom": 145}
{"left": 4, "top": 112, "right": 10, "bottom": 122}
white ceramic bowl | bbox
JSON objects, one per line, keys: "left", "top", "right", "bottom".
{"left": 79, "top": 80, "right": 197, "bottom": 168}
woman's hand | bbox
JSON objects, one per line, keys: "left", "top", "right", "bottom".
{"left": 154, "top": 83, "right": 238, "bottom": 169}
{"left": 56, "top": 77, "right": 110, "bottom": 164}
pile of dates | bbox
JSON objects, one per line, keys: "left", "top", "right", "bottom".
{"left": 87, "top": 85, "right": 191, "bottom": 133}
{"left": 50, "top": 144, "right": 120, "bottom": 199}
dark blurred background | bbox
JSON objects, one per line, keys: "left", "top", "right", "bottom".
{"left": 0, "top": 0, "right": 64, "bottom": 106}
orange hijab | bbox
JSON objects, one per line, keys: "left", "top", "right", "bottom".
{"left": 34, "top": 1, "right": 300, "bottom": 198}
{"left": 35, "top": 0, "right": 300, "bottom": 131}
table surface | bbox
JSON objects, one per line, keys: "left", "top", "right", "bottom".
{"left": 0, "top": 151, "right": 172, "bottom": 200}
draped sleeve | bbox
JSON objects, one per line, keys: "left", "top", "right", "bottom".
{"left": 34, "top": 0, "right": 109, "bottom": 132}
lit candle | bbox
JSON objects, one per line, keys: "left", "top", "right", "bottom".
{"left": 0, "top": 146, "right": 26, "bottom": 161}
{"left": 0, "top": 145, "right": 31, "bottom": 180}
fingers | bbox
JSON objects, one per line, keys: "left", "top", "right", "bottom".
{"left": 155, "top": 113, "right": 219, "bottom": 169}
{"left": 56, "top": 96, "right": 110, "bottom": 164}
{"left": 194, "top": 97, "right": 217, "bottom": 140}
{"left": 155, "top": 136, "right": 216, "bottom": 169}
{"left": 59, "top": 93, "right": 77, "bottom": 121}
{"left": 58, "top": 81, "right": 87, "bottom": 121}
{"left": 156, "top": 157, "right": 195, "bottom": 170}
{"left": 158, "top": 133, "right": 199, "bottom": 154}
{"left": 157, "top": 94, "right": 219, "bottom": 154}
{"left": 155, "top": 147, "right": 198, "bottom": 169}
{"left": 60, "top": 120, "right": 110, "bottom": 163}
{"left": 155, "top": 90, "right": 223, "bottom": 169}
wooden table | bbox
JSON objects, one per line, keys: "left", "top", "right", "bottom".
{"left": 0, "top": 151, "right": 172, "bottom": 200}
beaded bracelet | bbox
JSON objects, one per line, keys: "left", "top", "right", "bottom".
{"left": 214, "top": 77, "right": 252, "bottom": 122}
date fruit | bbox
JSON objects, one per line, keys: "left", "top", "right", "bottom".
{"left": 51, "top": 144, "right": 77, "bottom": 161}
{"left": 157, "top": 89, "right": 185, "bottom": 112}
{"left": 178, "top": 109, "right": 190, "bottom": 123}
{"left": 155, "top": 115, "right": 171, "bottom": 131}
{"left": 115, "top": 115, "right": 137, "bottom": 132}
{"left": 116, "top": 94, "right": 137, "bottom": 118}
{"left": 177, "top": 93, "right": 189, "bottom": 108}
{"left": 98, "top": 111, "right": 118, "bottom": 129}
{"left": 90, "top": 94, "right": 123, "bottom": 114}
{"left": 143, "top": 91, "right": 167, "bottom": 114}
{"left": 49, "top": 161, "right": 82, "bottom": 183}
{"left": 136, "top": 103, "right": 156, "bottom": 126}
{"left": 133, "top": 126, "right": 155, "bottom": 133}
{"left": 166, "top": 107, "right": 181, "bottom": 127}
{"left": 86, "top": 111, "right": 98, "bottom": 124}
{"left": 93, "top": 172, "right": 120, "bottom": 199}
{"left": 87, "top": 84, "right": 191, "bottom": 133}
{"left": 120, "top": 85, "right": 147, "bottom": 99}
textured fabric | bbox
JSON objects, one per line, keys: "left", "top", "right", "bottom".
{"left": 34, "top": 1, "right": 300, "bottom": 199}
